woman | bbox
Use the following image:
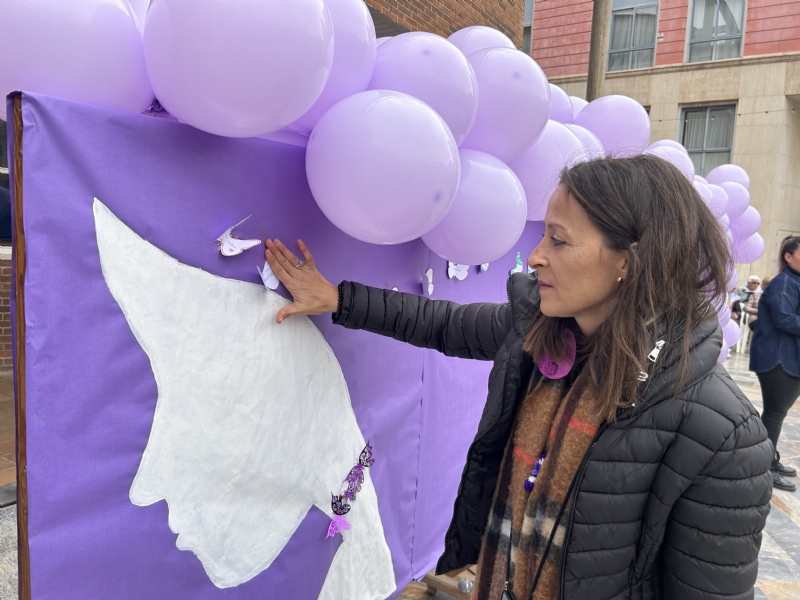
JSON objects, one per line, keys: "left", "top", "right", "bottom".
{"left": 750, "top": 236, "right": 800, "bottom": 492}
{"left": 266, "top": 156, "right": 772, "bottom": 600}
{"left": 744, "top": 276, "right": 768, "bottom": 332}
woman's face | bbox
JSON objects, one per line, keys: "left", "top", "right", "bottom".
{"left": 528, "top": 185, "right": 630, "bottom": 335}
{"left": 785, "top": 246, "right": 800, "bottom": 271}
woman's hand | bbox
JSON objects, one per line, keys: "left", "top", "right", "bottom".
{"left": 265, "top": 239, "right": 339, "bottom": 324}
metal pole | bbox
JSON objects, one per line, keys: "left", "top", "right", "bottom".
{"left": 586, "top": 0, "right": 612, "bottom": 101}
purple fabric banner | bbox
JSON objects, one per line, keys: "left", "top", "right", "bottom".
{"left": 12, "top": 93, "right": 543, "bottom": 599}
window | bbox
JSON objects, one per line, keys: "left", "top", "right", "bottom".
{"left": 681, "top": 105, "right": 736, "bottom": 176}
{"left": 688, "top": 0, "right": 745, "bottom": 63}
{"left": 608, "top": 0, "right": 658, "bottom": 72}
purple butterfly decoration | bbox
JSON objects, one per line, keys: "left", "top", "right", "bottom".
{"left": 326, "top": 443, "right": 375, "bottom": 538}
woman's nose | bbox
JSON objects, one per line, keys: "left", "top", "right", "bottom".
{"left": 528, "top": 241, "right": 546, "bottom": 271}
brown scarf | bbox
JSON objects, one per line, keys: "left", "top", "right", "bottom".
{"left": 473, "top": 374, "right": 604, "bottom": 600}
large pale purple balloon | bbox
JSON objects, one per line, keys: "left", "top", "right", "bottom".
{"left": 292, "top": 0, "right": 376, "bottom": 132}
{"left": 460, "top": 48, "right": 550, "bottom": 162}
{"left": 0, "top": 0, "right": 153, "bottom": 116}
{"left": 422, "top": 150, "right": 527, "bottom": 265}
{"left": 718, "top": 305, "right": 731, "bottom": 328}
{"left": 549, "top": 84, "right": 574, "bottom": 124}
{"left": 706, "top": 184, "right": 729, "bottom": 219}
{"left": 707, "top": 164, "right": 750, "bottom": 190}
{"left": 647, "top": 139, "right": 688, "bottom": 155}
{"left": 570, "top": 96, "right": 588, "bottom": 120}
{"left": 368, "top": 32, "right": 478, "bottom": 145}
{"left": 720, "top": 213, "right": 731, "bottom": 230}
{"left": 144, "top": 0, "right": 333, "bottom": 137}
{"left": 507, "top": 120, "right": 586, "bottom": 221}
{"left": 447, "top": 26, "right": 515, "bottom": 57}
{"left": 734, "top": 233, "right": 765, "bottom": 264}
{"left": 729, "top": 206, "right": 762, "bottom": 240}
{"left": 376, "top": 37, "right": 392, "bottom": 47}
{"left": 694, "top": 175, "right": 708, "bottom": 185}
{"left": 574, "top": 95, "right": 650, "bottom": 157}
{"left": 645, "top": 145, "right": 695, "bottom": 181}
{"left": 720, "top": 182, "right": 750, "bottom": 219}
{"left": 565, "top": 124, "right": 604, "bottom": 159}
{"left": 694, "top": 181, "right": 713, "bottom": 205}
{"left": 723, "top": 320, "right": 741, "bottom": 347}
{"left": 306, "top": 90, "right": 460, "bottom": 245}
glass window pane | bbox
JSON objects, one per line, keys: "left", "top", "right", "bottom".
{"left": 631, "top": 48, "right": 654, "bottom": 69}
{"left": 688, "top": 152, "right": 704, "bottom": 177}
{"left": 610, "top": 10, "right": 634, "bottom": 51}
{"left": 688, "top": 41, "right": 714, "bottom": 62}
{"left": 632, "top": 6, "right": 657, "bottom": 48}
{"left": 717, "top": 0, "right": 744, "bottom": 36}
{"left": 608, "top": 51, "right": 630, "bottom": 71}
{"left": 701, "top": 151, "right": 731, "bottom": 176}
{"left": 683, "top": 110, "right": 708, "bottom": 150}
{"left": 691, "top": 0, "right": 717, "bottom": 40}
{"left": 613, "top": 0, "right": 657, "bottom": 8}
{"left": 715, "top": 37, "right": 741, "bottom": 60}
{"left": 706, "top": 106, "right": 735, "bottom": 149}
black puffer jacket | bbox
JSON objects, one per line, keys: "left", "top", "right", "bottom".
{"left": 333, "top": 273, "right": 773, "bottom": 600}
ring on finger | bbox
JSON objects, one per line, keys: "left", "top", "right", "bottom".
{"left": 296, "top": 261, "right": 305, "bottom": 269}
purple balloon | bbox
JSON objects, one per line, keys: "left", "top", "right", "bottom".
{"left": 574, "top": 95, "right": 650, "bottom": 158}
{"left": 368, "top": 32, "right": 478, "bottom": 145}
{"left": 694, "top": 175, "right": 708, "bottom": 185}
{"left": 292, "top": 0, "right": 376, "bottom": 132}
{"left": 422, "top": 150, "right": 527, "bottom": 265}
{"left": 507, "top": 120, "right": 586, "bottom": 221}
{"left": 460, "top": 48, "right": 550, "bottom": 162}
{"left": 717, "top": 346, "right": 728, "bottom": 364}
{"left": 718, "top": 305, "right": 731, "bottom": 328}
{"left": 447, "top": 26, "right": 515, "bottom": 57}
{"left": 376, "top": 36, "right": 392, "bottom": 47}
{"left": 729, "top": 206, "right": 762, "bottom": 240}
{"left": 734, "top": 233, "right": 765, "bottom": 264}
{"left": 694, "top": 181, "right": 713, "bottom": 204}
{"left": 306, "top": 90, "right": 460, "bottom": 245}
{"left": 549, "top": 84, "right": 574, "bottom": 124}
{"left": 706, "top": 184, "right": 729, "bottom": 219}
{"left": 720, "top": 213, "right": 730, "bottom": 230}
{"left": 707, "top": 164, "right": 750, "bottom": 190}
{"left": 565, "top": 124, "right": 604, "bottom": 159}
{"left": 723, "top": 320, "right": 741, "bottom": 347}
{"left": 128, "top": 0, "right": 148, "bottom": 30}
{"left": 570, "top": 96, "right": 588, "bottom": 120}
{"left": 0, "top": 0, "right": 153, "bottom": 115}
{"left": 720, "top": 182, "right": 750, "bottom": 219}
{"left": 647, "top": 139, "right": 688, "bottom": 155}
{"left": 645, "top": 145, "right": 695, "bottom": 181}
{"left": 727, "top": 268, "right": 739, "bottom": 292}
{"left": 144, "top": 0, "right": 333, "bottom": 137}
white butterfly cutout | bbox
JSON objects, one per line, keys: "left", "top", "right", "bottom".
{"left": 509, "top": 252, "right": 535, "bottom": 275}
{"left": 447, "top": 262, "right": 469, "bottom": 281}
{"left": 480, "top": 263, "right": 489, "bottom": 273}
{"left": 257, "top": 262, "right": 280, "bottom": 290}
{"left": 391, "top": 287, "right": 398, "bottom": 292}
{"left": 422, "top": 269, "right": 434, "bottom": 296}
{"left": 216, "top": 216, "right": 261, "bottom": 257}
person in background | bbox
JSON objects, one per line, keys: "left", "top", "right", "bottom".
{"left": 750, "top": 237, "right": 800, "bottom": 492}
{"left": 730, "top": 275, "right": 761, "bottom": 324}
{"left": 744, "top": 276, "right": 770, "bottom": 332}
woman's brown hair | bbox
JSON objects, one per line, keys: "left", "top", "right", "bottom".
{"left": 524, "top": 155, "right": 732, "bottom": 419}
{"left": 779, "top": 236, "right": 800, "bottom": 271}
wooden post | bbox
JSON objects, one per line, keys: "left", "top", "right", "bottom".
{"left": 586, "top": 0, "right": 612, "bottom": 101}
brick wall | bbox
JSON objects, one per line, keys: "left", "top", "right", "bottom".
{"left": 655, "top": 0, "right": 688, "bottom": 65}
{"left": 531, "top": 0, "right": 593, "bottom": 77}
{"left": 365, "top": 0, "right": 525, "bottom": 48}
{"left": 0, "top": 258, "right": 10, "bottom": 374}
{"left": 744, "top": 0, "right": 800, "bottom": 56}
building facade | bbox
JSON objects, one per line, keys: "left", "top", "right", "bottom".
{"left": 532, "top": 0, "right": 800, "bottom": 281}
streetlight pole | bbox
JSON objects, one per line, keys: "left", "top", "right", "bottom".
{"left": 586, "top": 0, "right": 612, "bottom": 101}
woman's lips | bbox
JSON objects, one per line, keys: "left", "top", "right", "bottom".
{"left": 540, "top": 282, "right": 553, "bottom": 290}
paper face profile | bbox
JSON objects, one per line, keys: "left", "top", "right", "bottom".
{"left": 92, "top": 199, "right": 395, "bottom": 600}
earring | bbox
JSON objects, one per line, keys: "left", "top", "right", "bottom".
{"left": 617, "top": 277, "right": 623, "bottom": 282}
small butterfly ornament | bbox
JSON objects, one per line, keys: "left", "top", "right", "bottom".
{"left": 447, "top": 262, "right": 469, "bottom": 281}
{"left": 509, "top": 252, "right": 535, "bottom": 275}
{"left": 216, "top": 216, "right": 261, "bottom": 257}
{"left": 422, "top": 268, "right": 434, "bottom": 296}
{"left": 257, "top": 262, "right": 280, "bottom": 290}
{"left": 480, "top": 263, "right": 489, "bottom": 273}
{"left": 326, "top": 443, "right": 375, "bottom": 539}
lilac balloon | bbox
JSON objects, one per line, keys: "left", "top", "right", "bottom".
{"left": 422, "top": 150, "right": 527, "bottom": 265}
{"left": 292, "top": 0, "right": 376, "bottom": 132}
{"left": 720, "top": 182, "right": 750, "bottom": 219}
{"left": 645, "top": 146, "right": 695, "bottom": 181}
{"left": 549, "top": 84, "right": 574, "bottom": 124}
{"left": 729, "top": 206, "right": 762, "bottom": 240}
{"left": 0, "top": 0, "right": 153, "bottom": 116}
{"left": 565, "top": 124, "right": 604, "bottom": 159}
{"left": 128, "top": 0, "right": 149, "bottom": 30}
{"left": 447, "top": 26, "right": 515, "bottom": 57}
{"left": 507, "top": 120, "right": 586, "bottom": 221}
{"left": 727, "top": 268, "right": 739, "bottom": 292}
{"left": 706, "top": 184, "right": 729, "bottom": 219}
{"left": 734, "top": 233, "right": 765, "bottom": 264}
{"left": 720, "top": 213, "right": 731, "bottom": 230}
{"left": 574, "top": 95, "right": 650, "bottom": 158}
{"left": 367, "top": 32, "right": 478, "bottom": 145}
{"left": 694, "top": 181, "right": 713, "bottom": 204}
{"left": 723, "top": 321, "right": 741, "bottom": 347}
{"left": 570, "top": 96, "right": 588, "bottom": 120}
{"left": 647, "top": 139, "right": 689, "bottom": 155}
{"left": 694, "top": 175, "right": 708, "bottom": 185}
{"left": 707, "top": 164, "right": 750, "bottom": 190}
{"left": 144, "top": 0, "right": 333, "bottom": 137}
{"left": 460, "top": 48, "right": 550, "bottom": 162}
{"left": 306, "top": 90, "right": 460, "bottom": 245}
{"left": 376, "top": 36, "right": 392, "bottom": 47}
{"left": 717, "top": 346, "right": 729, "bottom": 364}
{"left": 718, "top": 305, "right": 731, "bottom": 328}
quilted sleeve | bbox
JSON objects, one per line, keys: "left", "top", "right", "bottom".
{"left": 332, "top": 281, "right": 509, "bottom": 361}
{"left": 662, "top": 412, "right": 773, "bottom": 599}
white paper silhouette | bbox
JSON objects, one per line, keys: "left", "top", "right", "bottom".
{"left": 216, "top": 216, "right": 261, "bottom": 256}
{"left": 422, "top": 268, "right": 434, "bottom": 296}
{"left": 447, "top": 262, "right": 469, "bottom": 281}
{"left": 257, "top": 261, "right": 280, "bottom": 290}
{"left": 93, "top": 199, "right": 395, "bottom": 599}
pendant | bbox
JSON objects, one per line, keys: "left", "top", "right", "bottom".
{"left": 501, "top": 589, "right": 517, "bottom": 600}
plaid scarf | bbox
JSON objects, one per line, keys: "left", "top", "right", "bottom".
{"left": 473, "top": 374, "right": 603, "bottom": 600}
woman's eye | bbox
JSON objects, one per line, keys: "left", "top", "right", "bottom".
{"left": 551, "top": 237, "right": 565, "bottom": 246}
